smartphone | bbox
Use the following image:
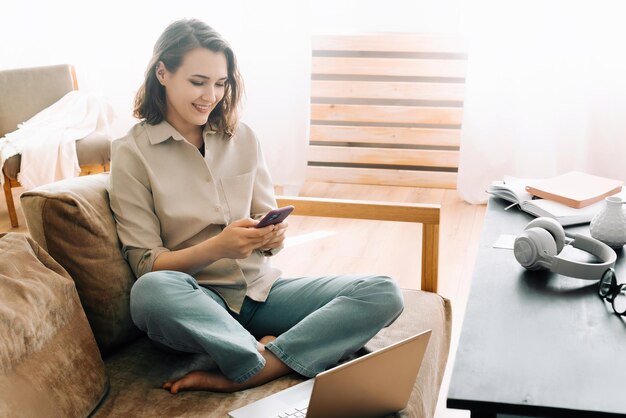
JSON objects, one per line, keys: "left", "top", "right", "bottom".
{"left": 255, "top": 206, "right": 295, "bottom": 228}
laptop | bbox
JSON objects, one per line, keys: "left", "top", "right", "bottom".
{"left": 228, "top": 329, "right": 431, "bottom": 418}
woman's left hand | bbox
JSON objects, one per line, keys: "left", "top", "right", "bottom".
{"left": 259, "top": 220, "right": 288, "bottom": 251}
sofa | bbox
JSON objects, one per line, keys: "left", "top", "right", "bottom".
{"left": 2, "top": 173, "right": 451, "bottom": 417}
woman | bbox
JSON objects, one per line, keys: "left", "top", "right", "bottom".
{"left": 108, "top": 18, "right": 404, "bottom": 394}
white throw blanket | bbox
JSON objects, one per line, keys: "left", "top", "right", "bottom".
{"left": 0, "top": 91, "right": 115, "bottom": 189}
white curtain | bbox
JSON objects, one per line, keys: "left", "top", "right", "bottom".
{"left": 457, "top": 0, "right": 626, "bottom": 203}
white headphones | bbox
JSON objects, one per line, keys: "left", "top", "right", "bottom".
{"left": 513, "top": 217, "right": 617, "bottom": 280}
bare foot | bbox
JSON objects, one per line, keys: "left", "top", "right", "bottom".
{"left": 163, "top": 370, "right": 232, "bottom": 394}
{"left": 259, "top": 335, "right": 277, "bottom": 345}
{"left": 163, "top": 336, "right": 289, "bottom": 394}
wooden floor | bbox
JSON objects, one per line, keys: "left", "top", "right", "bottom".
{"left": 1, "top": 181, "right": 486, "bottom": 418}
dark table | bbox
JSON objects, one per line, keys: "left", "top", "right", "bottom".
{"left": 447, "top": 197, "right": 626, "bottom": 418}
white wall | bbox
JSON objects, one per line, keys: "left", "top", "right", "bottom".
{"left": 310, "top": 0, "right": 463, "bottom": 34}
{"left": 1, "top": 0, "right": 462, "bottom": 192}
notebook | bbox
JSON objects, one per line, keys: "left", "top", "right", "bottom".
{"left": 228, "top": 330, "right": 432, "bottom": 418}
{"left": 487, "top": 176, "right": 625, "bottom": 226}
{"left": 525, "top": 171, "right": 623, "bottom": 209}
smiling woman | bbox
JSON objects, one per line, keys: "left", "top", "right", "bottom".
{"left": 107, "top": 18, "right": 405, "bottom": 396}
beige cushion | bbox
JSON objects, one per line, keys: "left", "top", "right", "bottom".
{"left": 91, "top": 289, "right": 451, "bottom": 418}
{"left": 0, "top": 233, "right": 107, "bottom": 418}
{"left": 20, "top": 173, "right": 140, "bottom": 354}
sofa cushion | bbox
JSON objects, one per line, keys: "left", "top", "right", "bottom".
{"left": 91, "top": 289, "right": 451, "bottom": 418}
{"left": 0, "top": 233, "right": 107, "bottom": 418}
{"left": 20, "top": 173, "right": 140, "bottom": 354}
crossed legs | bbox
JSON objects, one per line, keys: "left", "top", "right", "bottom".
{"left": 130, "top": 271, "right": 404, "bottom": 393}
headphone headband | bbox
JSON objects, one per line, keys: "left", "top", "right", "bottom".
{"left": 551, "top": 234, "right": 617, "bottom": 280}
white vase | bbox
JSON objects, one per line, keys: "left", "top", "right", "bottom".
{"left": 590, "top": 196, "right": 626, "bottom": 248}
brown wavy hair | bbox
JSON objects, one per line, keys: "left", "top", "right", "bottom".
{"left": 134, "top": 19, "right": 243, "bottom": 136}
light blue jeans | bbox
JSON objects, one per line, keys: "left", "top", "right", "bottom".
{"left": 130, "top": 271, "right": 404, "bottom": 383}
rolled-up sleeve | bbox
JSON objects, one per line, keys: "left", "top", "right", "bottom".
{"left": 108, "top": 138, "right": 169, "bottom": 277}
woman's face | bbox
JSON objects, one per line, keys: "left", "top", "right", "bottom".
{"left": 157, "top": 48, "right": 228, "bottom": 136}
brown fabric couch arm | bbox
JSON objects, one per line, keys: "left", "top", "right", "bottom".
{"left": 20, "top": 173, "right": 140, "bottom": 354}
{"left": 0, "top": 233, "right": 107, "bottom": 418}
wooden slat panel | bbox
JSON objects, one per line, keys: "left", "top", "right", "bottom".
{"left": 308, "top": 146, "right": 459, "bottom": 168}
{"left": 313, "top": 34, "right": 466, "bottom": 54}
{"left": 312, "top": 80, "right": 464, "bottom": 101}
{"left": 308, "top": 33, "right": 465, "bottom": 191}
{"left": 307, "top": 166, "right": 457, "bottom": 189}
{"left": 312, "top": 57, "right": 466, "bottom": 78}
{"left": 311, "top": 104, "right": 463, "bottom": 125}
{"left": 310, "top": 125, "right": 461, "bottom": 147}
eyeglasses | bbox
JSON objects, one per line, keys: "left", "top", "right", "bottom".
{"left": 599, "top": 268, "right": 626, "bottom": 316}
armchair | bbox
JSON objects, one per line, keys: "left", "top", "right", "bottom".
{"left": 0, "top": 64, "right": 111, "bottom": 227}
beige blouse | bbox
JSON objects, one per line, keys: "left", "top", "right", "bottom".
{"left": 108, "top": 120, "right": 282, "bottom": 313}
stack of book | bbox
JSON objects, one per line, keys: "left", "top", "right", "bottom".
{"left": 487, "top": 171, "right": 624, "bottom": 226}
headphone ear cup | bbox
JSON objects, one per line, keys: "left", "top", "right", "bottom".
{"left": 524, "top": 217, "right": 566, "bottom": 253}
{"left": 514, "top": 227, "right": 558, "bottom": 270}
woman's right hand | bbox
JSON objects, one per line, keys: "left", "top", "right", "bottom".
{"left": 214, "top": 218, "right": 276, "bottom": 259}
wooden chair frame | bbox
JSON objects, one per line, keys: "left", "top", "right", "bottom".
{"left": 276, "top": 195, "right": 440, "bottom": 292}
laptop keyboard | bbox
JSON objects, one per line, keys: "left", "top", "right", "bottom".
{"left": 276, "top": 406, "right": 308, "bottom": 417}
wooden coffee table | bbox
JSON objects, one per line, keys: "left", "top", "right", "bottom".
{"left": 447, "top": 197, "right": 626, "bottom": 418}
